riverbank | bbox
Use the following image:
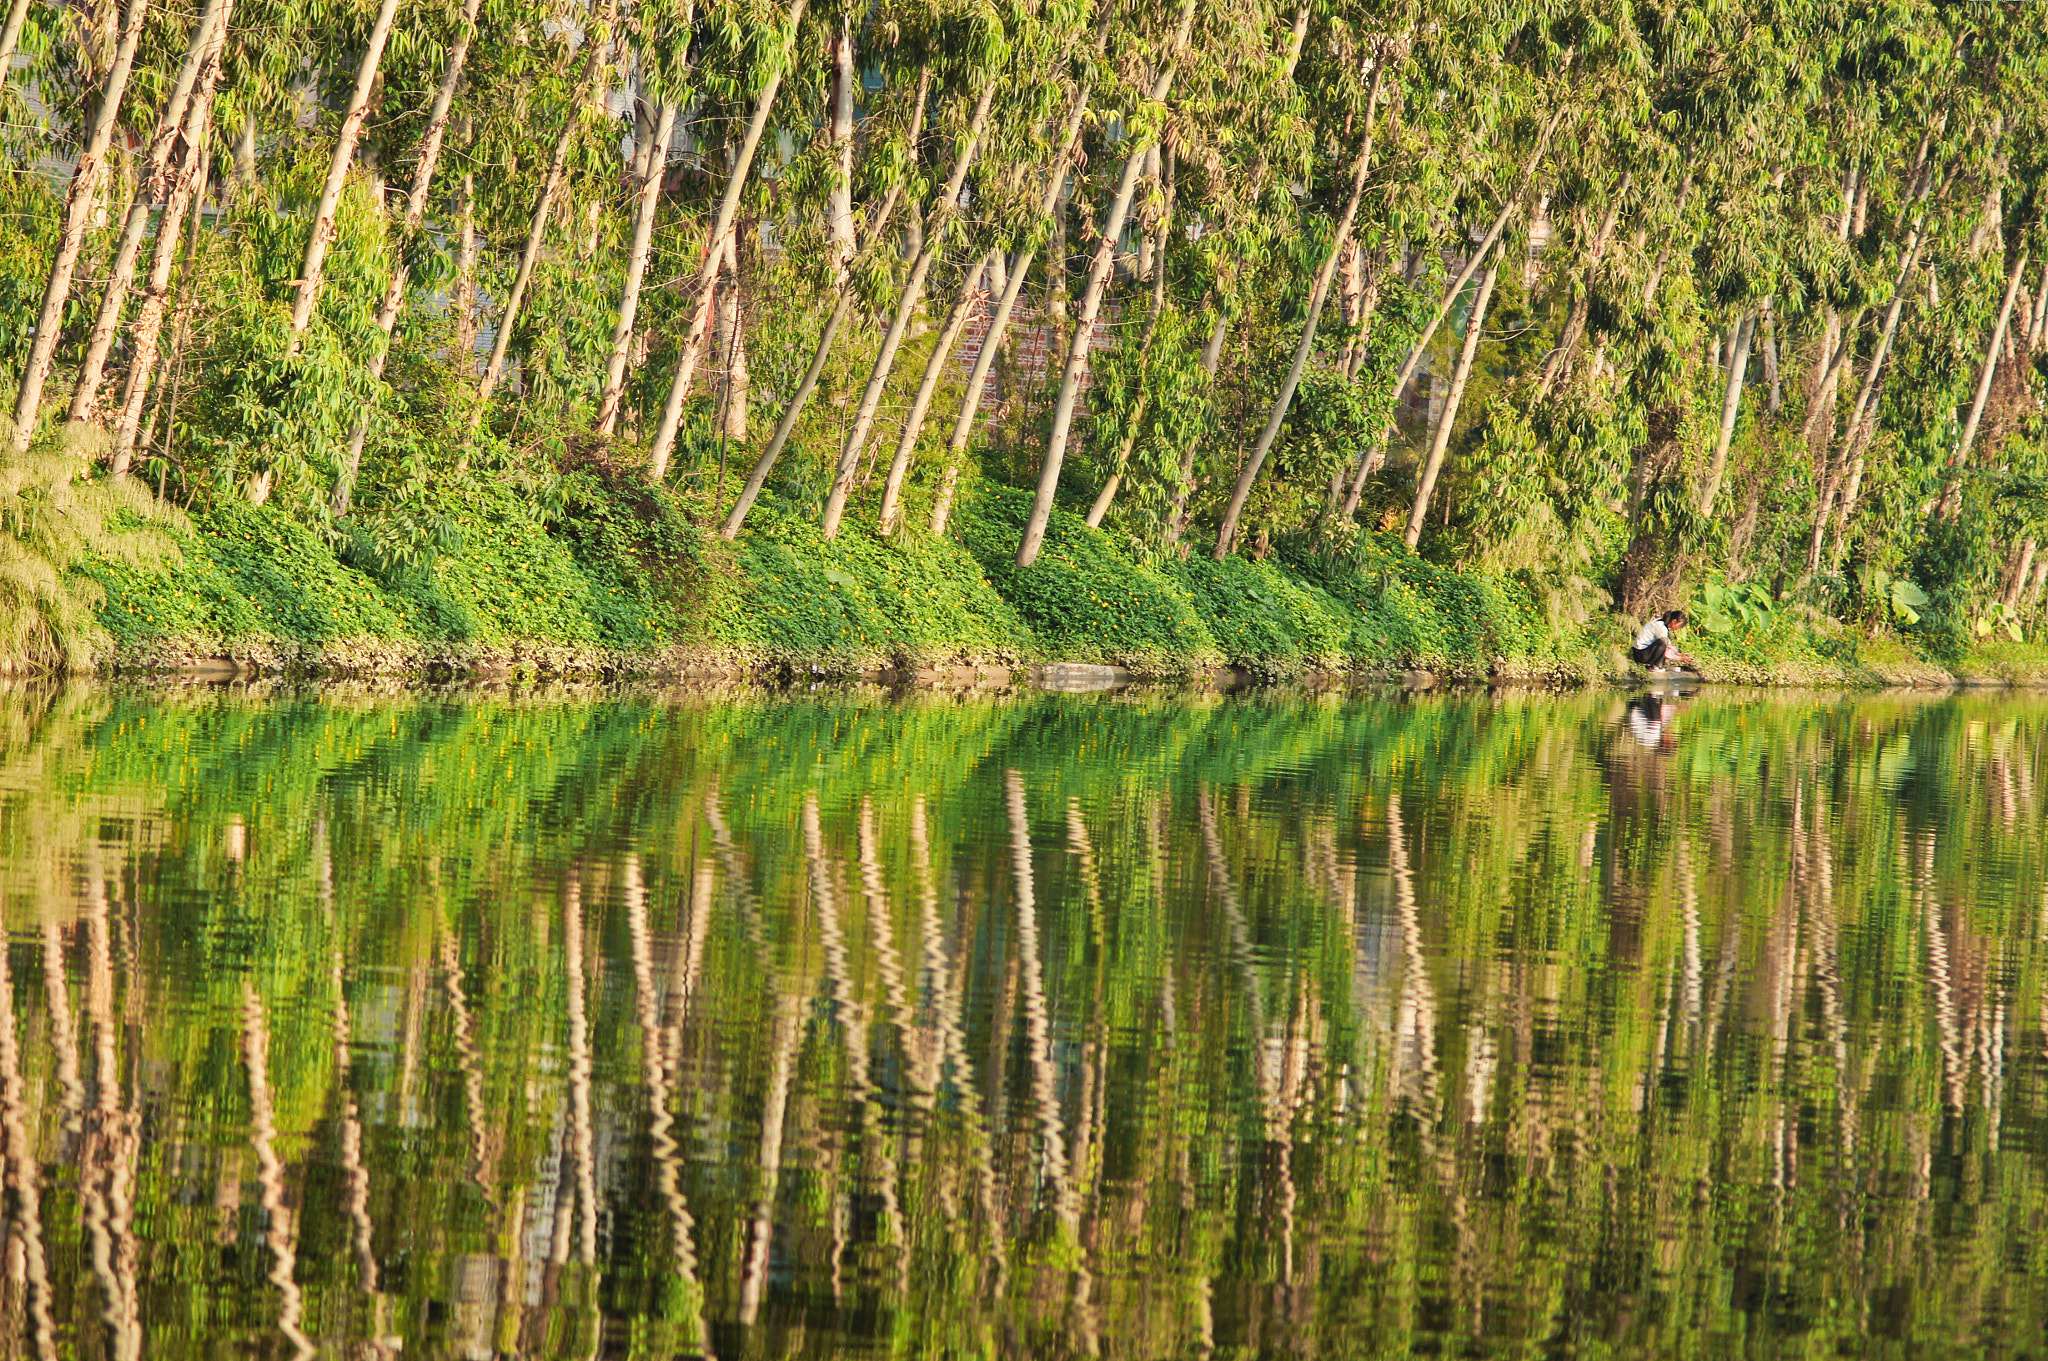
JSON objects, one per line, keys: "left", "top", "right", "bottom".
{"left": 46, "top": 476, "right": 2048, "bottom": 688}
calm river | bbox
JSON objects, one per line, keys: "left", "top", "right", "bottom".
{"left": 0, "top": 682, "right": 2044, "bottom": 1358}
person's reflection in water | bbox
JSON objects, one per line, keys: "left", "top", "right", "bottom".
{"left": 1626, "top": 693, "right": 1685, "bottom": 750}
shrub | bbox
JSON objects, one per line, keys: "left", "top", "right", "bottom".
{"left": 1166, "top": 555, "right": 1350, "bottom": 675}
{"left": 711, "top": 508, "right": 1033, "bottom": 670}
{"left": 956, "top": 486, "right": 1221, "bottom": 672}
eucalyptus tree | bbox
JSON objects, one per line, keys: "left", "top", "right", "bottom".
{"left": 109, "top": 14, "right": 228, "bottom": 475}
{"left": 0, "top": 0, "right": 30, "bottom": 82}
{"left": 475, "top": 0, "right": 622, "bottom": 414}
{"left": 820, "top": 11, "right": 1010, "bottom": 540}
{"left": 287, "top": 0, "right": 403, "bottom": 338}
{"left": 875, "top": 247, "right": 993, "bottom": 534}
{"left": 884, "top": 2, "right": 1133, "bottom": 537}
{"left": 646, "top": 0, "right": 811, "bottom": 481}
{"left": 1939, "top": 241, "right": 2030, "bottom": 517}
{"left": 331, "top": 0, "right": 489, "bottom": 512}
{"left": 594, "top": 2, "right": 685, "bottom": 443}
{"left": 925, "top": 7, "right": 1108, "bottom": 536}
{"left": 67, "top": 0, "right": 232, "bottom": 425}
{"left": 1138, "top": 0, "right": 1314, "bottom": 548}
{"left": 715, "top": 8, "right": 945, "bottom": 528}
{"left": 1335, "top": 38, "right": 1570, "bottom": 522}
{"left": 9, "top": 0, "right": 147, "bottom": 453}
{"left": 1015, "top": 0, "right": 1197, "bottom": 567}
{"left": 1211, "top": 26, "right": 1391, "bottom": 559}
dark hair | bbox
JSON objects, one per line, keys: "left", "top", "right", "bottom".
{"left": 1662, "top": 609, "right": 1687, "bottom": 627}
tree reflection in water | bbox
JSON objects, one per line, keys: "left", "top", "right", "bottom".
{"left": 0, "top": 682, "right": 2042, "bottom": 1357}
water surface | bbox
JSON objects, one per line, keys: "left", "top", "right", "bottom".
{"left": 0, "top": 682, "right": 2044, "bottom": 1358}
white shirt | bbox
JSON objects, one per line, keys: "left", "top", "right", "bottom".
{"left": 1627, "top": 707, "right": 1665, "bottom": 748}
{"left": 1633, "top": 618, "right": 1671, "bottom": 651}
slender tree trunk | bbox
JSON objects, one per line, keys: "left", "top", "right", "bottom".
{"left": 700, "top": 100, "right": 939, "bottom": 527}
{"left": 826, "top": 17, "right": 855, "bottom": 278}
{"left": 111, "top": 90, "right": 217, "bottom": 474}
{"left": 720, "top": 284, "right": 846, "bottom": 533}
{"left": 0, "top": 0, "right": 32, "bottom": 81}
{"left": 1799, "top": 166, "right": 1864, "bottom": 572}
{"left": 9, "top": 0, "right": 149, "bottom": 454}
{"left": 288, "top": 0, "right": 403, "bottom": 337}
{"left": 1160, "top": 309, "right": 1229, "bottom": 548}
{"left": 714, "top": 89, "right": 937, "bottom": 528}
{"left": 331, "top": 0, "right": 486, "bottom": 511}
{"left": 2004, "top": 538, "right": 2036, "bottom": 609}
{"left": 475, "top": 9, "right": 617, "bottom": 413}
{"left": 2027, "top": 260, "right": 2048, "bottom": 351}
{"left": 878, "top": 249, "right": 992, "bottom": 534}
{"left": 714, "top": 264, "right": 749, "bottom": 440}
{"left": 1802, "top": 312, "right": 1856, "bottom": 572}
{"left": 1016, "top": 0, "right": 1195, "bottom": 568}
{"left": 1402, "top": 255, "right": 1498, "bottom": 549}
{"left": 1338, "top": 108, "right": 1563, "bottom": 518}
{"left": 1697, "top": 311, "right": 1755, "bottom": 516}
{"left": 1807, "top": 204, "right": 1937, "bottom": 541}
{"left": 1086, "top": 215, "right": 1171, "bottom": 529}
{"left": 1830, "top": 449, "right": 1871, "bottom": 564}
{"left": 147, "top": 143, "right": 211, "bottom": 487}
{"left": 453, "top": 170, "right": 478, "bottom": 371}
{"left": 928, "top": 65, "right": 1099, "bottom": 534}
{"left": 68, "top": 0, "right": 231, "bottom": 424}
{"left": 629, "top": 91, "right": 654, "bottom": 181}
{"left": 1801, "top": 307, "right": 1862, "bottom": 444}
{"left": 646, "top": 0, "right": 808, "bottom": 482}
{"left": 1343, "top": 264, "right": 1383, "bottom": 380}
{"left": 820, "top": 81, "right": 996, "bottom": 539}
{"left": 1044, "top": 178, "right": 1071, "bottom": 380}
{"left": 1943, "top": 246, "right": 2028, "bottom": 515}
{"left": 1082, "top": 398, "right": 1145, "bottom": 529}
{"left": 595, "top": 99, "right": 679, "bottom": 434}
{"left": 1338, "top": 244, "right": 1363, "bottom": 367}
{"left": 1968, "top": 124, "right": 2006, "bottom": 260}
{"left": 1761, "top": 300, "right": 1781, "bottom": 411}
{"left": 1534, "top": 182, "right": 1627, "bottom": 399}
{"left": 926, "top": 87, "right": 1094, "bottom": 536}
{"left": 1213, "top": 62, "right": 1387, "bottom": 559}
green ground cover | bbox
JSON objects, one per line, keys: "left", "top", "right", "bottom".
{"left": 65, "top": 473, "right": 2043, "bottom": 686}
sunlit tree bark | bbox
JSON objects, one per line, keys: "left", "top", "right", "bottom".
{"left": 67, "top": 0, "right": 232, "bottom": 424}
{"left": 332, "top": 0, "right": 487, "bottom": 510}
{"left": 1016, "top": 0, "right": 1196, "bottom": 567}
{"left": 1402, "top": 254, "right": 1499, "bottom": 548}
{"left": 287, "top": 0, "right": 404, "bottom": 337}
{"left": 10, "top": 0, "right": 149, "bottom": 453}
{"left": 646, "top": 0, "right": 809, "bottom": 481}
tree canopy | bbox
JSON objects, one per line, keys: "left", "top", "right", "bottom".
{"left": 4, "top": 0, "right": 2048, "bottom": 664}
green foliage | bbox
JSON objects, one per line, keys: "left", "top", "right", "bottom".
{"left": 1165, "top": 555, "right": 1349, "bottom": 677}
{"left": 1283, "top": 531, "right": 1584, "bottom": 675}
{"left": 1975, "top": 599, "right": 2026, "bottom": 645}
{"left": 957, "top": 485, "right": 1220, "bottom": 671}
{"left": 10, "top": 0, "right": 2048, "bottom": 683}
{"left": 1693, "top": 577, "right": 1777, "bottom": 635}
{"left": 2, "top": 428, "right": 186, "bottom": 670}
{"left": 550, "top": 451, "right": 720, "bottom": 648}
{"left": 86, "top": 477, "right": 723, "bottom": 662}
{"left": 1858, "top": 566, "right": 1931, "bottom": 628}
{"left": 710, "top": 508, "right": 1034, "bottom": 670}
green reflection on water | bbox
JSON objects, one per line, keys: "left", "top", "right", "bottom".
{"left": 0, "top": 683, "right": 2044, "bottom": 1359}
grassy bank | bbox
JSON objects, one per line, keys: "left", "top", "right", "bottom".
{"left": 47, "top": 472, "right": 2044, "bottom": 688}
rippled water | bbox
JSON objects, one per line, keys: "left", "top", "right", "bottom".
{"left": 0, "top": 682, "right": 2045, "bottom": 1358}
